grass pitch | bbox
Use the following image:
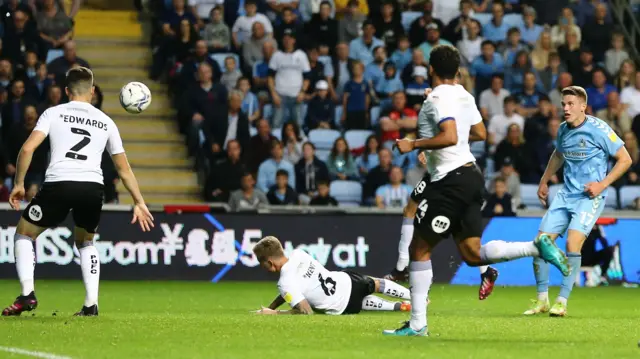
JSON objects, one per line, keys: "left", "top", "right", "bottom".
{"left": 0, "top": 280, "right": 639, "bottom": 359}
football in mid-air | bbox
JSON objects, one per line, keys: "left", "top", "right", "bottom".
{"left": 119, "top": 82, "right": 152, "bottom": 114}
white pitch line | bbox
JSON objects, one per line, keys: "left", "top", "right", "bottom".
{"left": 0, "top": 346, "right": 72, "bottom": 359}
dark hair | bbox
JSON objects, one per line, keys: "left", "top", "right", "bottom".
{"left": 211, "top": 5, "right": 222, "bottom": 13}
{"left": 592, "top": 67, "right": 607, "bottom": 77}
{"left": 561, "top": 85, "right": 588, "bottom": 103}
{"left": 65, "top": 67, "right": 94, "bottom": 96}
{"left": 523, "top": 70, "right": 536, "bottom": 80}
{"left": 270, "top": 139, "right": 283, "bottom": 150}
{"left": 226, "top": 139, "right": 241, "bottom": 149}
{"left": 513, "top": 50, "right": 531, "bottom": 69}
{"left": 276, "top": 169, "right": 289, "bottom": 178}
{"left": 242, "top": 171, "right": 255, "bottom": 179}
{"left": 373, "top": 46, "right": 385, "bottom": 55}
{"left": 282, "top": 6, "right": 293, "bottom": 14}
{"left": 481, "top": 40, "right": 495, "bottom": 49}
{"left": 507, "top": 27, "right": 520, "bottom": 36}
{"left": 363, "top": 135, "right": 379, "bottom": 164}
{"left": 538, "top": 94, "right": 551, "bottom": 102}
{"left": 329, "top": 137, "right": 351, "bottom": 165}
{"left": 317, "top": 179, "right": 330, "bottom": 187}
{"left": 320, "top": 0, "right": 332, "bottom": 7}
{"left": 491, "top": 73, "right": 504, "bottom": 81}
{"left": 303, "top": 141, "right": 316, "bottom": 151}
{"left": 495, "top": 176, "right": 506, "bottom": 184}
{"left": 347, "top": 0, "right": 359, "bottom": 7}
{"left": 504, "top": 95, "right": 517, "bottom": 105}
{"left": 281, "top": 122, "right": 302, "bottom": 145}
{"left": 245, "top": 0, "right": 257, "bottom": 6}
{"left": 428, "top": 45, "right": 460, "bottom": 80}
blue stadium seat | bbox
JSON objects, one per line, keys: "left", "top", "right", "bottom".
{"left": 521, "top": 184, "right": 543, "bottom": 209}
{"left": 330, "top": 180, "right": 362, "bottom": 206}
{"left": 271, "top": 128, "right": 282, "bottom": 140}
{"left": 504, "top": 14, "right": 524, "bottom": 29}
{"left": 619, "top": 186, "right": 640, "bottom": 208}
{"left": 470, "top": 141, "right": 485, "bottom": 159}
{"left": 344, "top": 130, "right": 374, "bottom": 149}
{"left": 300, "top": 103, "right": 308, "bottom": 121}
{"left": 605, "top": 189, "right": 618, "bottom": 209}
{"left": 263, "top": 104, "right": 273, "bottom": 120}
{"left": 473, "top": 13, "right": 492, "bottom": 26}
{"left": 315, "top": 149, "right": 330, "bottom": 161}
{"left": 370, "top": 106, "right": 381, "bottom": 128}
{"left": 250, "top": 127, "right": 258, "bottom": 137}
{"left": 334, "top": 105, "right": 343, "bottom": 128}
{"left": 401, "top": 12, "right": 422, "bottom": 32}
{"left": 549, "top": 184, "right": 562, "bottom": 203}
{"left": 46, "top": 49, "right": 64, "bottom": 64}
{"left": 308, "top": 129, "right": 341, "bottom": 150}
{"left": 210, "top": 53, "right": 240, "bottom": 71}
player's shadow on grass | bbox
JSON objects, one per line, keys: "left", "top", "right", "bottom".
{"left": 433, "top": 337, "right": 590, "bottom": 344}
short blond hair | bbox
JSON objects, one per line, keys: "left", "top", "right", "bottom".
{"left": 561, "top": 85, "right": 588, "bottom": 103}
{"left": 253, "top": 236, "right": 285, "bottom": 262}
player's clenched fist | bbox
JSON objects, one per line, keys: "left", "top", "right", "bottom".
{"left": 537, "top": 182, "right": 549, "bottom": 207}
{"left": 395, "top": 138, "right": 415, "bottom": 154}
{"left": 584, "top": 182, "right": 605, "bottom": 198}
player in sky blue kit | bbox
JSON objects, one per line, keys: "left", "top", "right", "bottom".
{"left": 525, "top": 86, "right": 632, "bottom": 317}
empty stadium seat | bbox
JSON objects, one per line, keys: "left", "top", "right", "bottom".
{"left": 470, "top": 141, "right": 486, "bottom": 159}
{"left": 401, "top": 12, "right": 422, "bottom": 32}
{"left": 605, "top": 189, "right": 618, "bottom": 209}
{"left": 315, "top": 149, "right": 330, "bottom": 161}
{"left": 46, "top": 49, "right": 64, "bottom": 64}
{"left": 271, "top": 128, "right": 282, "bottom": 140}
{"left": 345, "top": 130, "right": 374, "bottom": 150}
{"left": 473, "top": 13, "right": 492, "bottom": 26}
{"left": 250, "top": 127, "right": 258, "bottom": 137}
{"left": 370, "top": 106, "right": 381, "bottom": 128}
{"left": 618, "top": 186, "right": 640, "bottom": 208}
{"left": 211, "top": 53, "right": 240, "bottom": 71}
{"left": 330, "top": 180, "right": 362, "bottom": 206}
{"left": 308, "top": 129, "right": 341, "bottom": 150}
{"left": 521, "top": 184, "right": 543, "bottom": 209}
{"left": 334, "top": 105, "right": 343, "bottom": 128}
{"left": 504, "top": 14, "right": 525, "bottom": 28}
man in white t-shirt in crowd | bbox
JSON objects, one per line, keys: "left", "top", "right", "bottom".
{"left": 253, "top": 236, "right": 412, "bottom": 315}
{"left": 488, "top": 95, "right": 523, "bottom": 154}
{"left": 268, "top": 28, "right": 311, "bottom": 128}
{"left": 479, "top": 73, "right": 510, "bottom": 121}
{"left": 232, "top": 0, "right": 274, "bottom": 49}
{"left": 2, "top": 67, "right": 154, "bottom": 317}
{"left": 620, "top": 71, "right": 640, "bottom": 119}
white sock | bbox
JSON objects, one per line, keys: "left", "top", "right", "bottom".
{"left": 409, "top": 260, "right": 432, "bottom": 331}
{"left": 379, "top": 279, "right": 411, "bottom": 299}
{"left": 556, "top": 296, "right": 567, "bottom": 305}
{"left": 396, "top": 218, "right": 413, "bottom": 271}
{"left": 537, "top": 291, "right": 548, "bottom": 301}
{"left": 15, "top": 234, "right": 35, "bottom": 296}
{"left": 361, "top": 295, "right": 398, "bottom": 311}
{"left": 479, "top": 265, "right": 489, "bottom": 274}
{"left": 79, "top": 243, "right": 100, "bottom": 307}
{"left": 480, "top": 241, "right": 539, "bottom": 263}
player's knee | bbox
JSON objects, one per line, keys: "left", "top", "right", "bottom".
{"left": 403, "top": 201, "right": 417, "bottom": 218}
{"left": 409, "top": 237, "right": 430, "bottom": 261}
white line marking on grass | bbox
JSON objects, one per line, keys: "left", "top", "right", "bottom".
{"left": 0, "top": 346, "right": 72, "bottom": 359}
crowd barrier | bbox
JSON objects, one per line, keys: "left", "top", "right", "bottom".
{"left": 0, "top": 205, "right": 638, "bottom": 285}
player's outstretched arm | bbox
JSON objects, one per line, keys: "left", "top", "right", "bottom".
{"left": 267, "top": 295, "right": 286, "bottom": 310}
{"left": 10, "top": 131, "right": 47, "bottom": 210}
{"left": 277, "top": 299, "right": 314, "bottom": 315}
{"left": 111, "top": 153, "right": 155, "bottom": 232}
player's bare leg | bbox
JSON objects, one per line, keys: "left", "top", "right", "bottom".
{"left": 456, "top": 237, "right": 499, "bottom": 300}
{"left": 2, "top": 219, "right": 46, "bottom": 316}
{"left": 549, "top": 230, "right": 586, "bottom": 317}
{"left": 73, "top": 226, "right": 100, "bottom": 316}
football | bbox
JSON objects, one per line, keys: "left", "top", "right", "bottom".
{"left": 119, "top": 81, "right": 152, "bottom": 114}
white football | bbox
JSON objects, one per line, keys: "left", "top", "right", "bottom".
{"left": 119, "top": 82, "right": 152, "bottom": 114}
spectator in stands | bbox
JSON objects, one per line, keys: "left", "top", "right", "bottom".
{"left": 596, "top": 92, "right": 631, "bottom": 136}
{"left": 267, "top": 169, "right": 299, "bottom": 205}
{"left": 551, "top": 6, "right": 581, "bottom": 48}
{"left": 605, "top": 32, "right": 629, "bottom": 78}
{"left": 257, "top": 139, "right": 296, "bottom": 192}
{"left": 442, "top": 0, "right": 474, "bottom": 45}
{"left": 408, "top": 1, "right": 443, "bottom": 47}
{"left": 253, "top": 40, "right": 276, "bottom": 95}
{"left": 0, "top": 0, "right": 32, "bottom": 30}
{"left": 615, "top": 59, "right": 635, "bottom": 91}
{"left": 470, "top": 40, "right": 504, "bottom": 96}
{"left": 220, "top": 56, "right": 242, "bottom": 92}
{"left": 36, "top": 0, "right": 73, "bottom": 59}
{"left": 540, "top": 52, "right": 565, "bottom": 93}
{"left": 4, "top": 9, "right": 38, "bottom": 65}
{"left": 375, "top": 165, "right": 412, "bottom": 209}
{"left": 274, "top": 7, "right": 304, "bottom": 49}
{"left": 243, "top": 22, "right": 271, "bottom": 71}
{"left": 295, "top": 142, "right": 329, "bottom": 201}
{"left": 514, "top": 71, "right": 546, "bottom": 118}
{"left": 364, "top": 46, "right": 387, "bottom": 91}
{"left": 362, "top": 147, "right": 392, "bottom": 204}
{"left": 488, "top": 95, "right": 523, "bottom": 153}
{"left": 390, "top": 35, "right": 411, "bottom": 74}
{"left": 47, "top": 41, "right": 89, "bottom": 84}
{"left": 305, "top": 1, "right": 338, "bottom": 51}
{"left": 550, "top": 72, "right": 572, "bottom": 113}
{"left": 573, "top": 46, "right": 595, "bottom": 88}
{"left": 621, "top": 72, "right": 640, "bottom": 119}
{"left": 495, "top": 123, "right": 532, "bottom": 183}
{"left": 400, "top": 48, "right": 427, "bottom": 87}
{"left": 306, "top": 45, "right": 330, "bottom": 98}
{"left": 8, "top": 105, "right": 48, "bottom": 188}
{"left": 519, "top": 7, "right": 543, "bottom": 47}
{"left": 305, "top": 80, "right": 334, "bottom": 131}
{"left": 282, "top": 122, "right": 305, "bottom": 164}
{"left": 188, "top": 0, "right": 223, "bottom": 27}
{"left": 231, "top": 0, "right": 273, "bottom": 49}
{"left": 237, "top": 77, "right": 260, "bottom": 123}
{"left": 326, "top": 136, "right": 358, "bottom": 180}
{"left": 621, "top": 131, "right": 640, "bottom": 185}
{"left": 524, "top": 96, "right": 556, "bottom": 143}
{"left": 500, "top": 27, "right": 527, "bottom": 67}
{"left": 174, "top": 18, "right": 199, "bottom": 63}
{"left": 581, "top": 3, "right": 612, "bottom": 64}
{"left": 497, "top": 156, "right": 522, "bottom": 207}
{"left": 2, "top": 79, "right": 32, "bottom": 140}
{"left": 19, "top": 51, "right": 39, "bottom": 82}
{"left": 372, "top": 0, "right": 403, "bottom": 53}
{"left": 203, "top": 6, "right": 229, "bottom": 53}
{"left": 480, "top": 74, "right": 509, "bottom": 121}
{"left": 269, "top": 30, "right": 310, "bottom": 128}
{"left": 557, "top": 29, "right": 581, "bottom": 77}
{"left": 586, "top": 68, "right": 616, "bottom": 113}
{"left": 27, "top": 61, "right": 52, "bottom": 103}
{"left": 482, "top": 1, "right": 509, "bottom": 45}
{"left": 405, "top": 151, "right": 427, "bottom": 187}
{"left": 504, "top": 50, "right": 543, "bottom": 94}
{"left": 337, "top": 0, "right": 366, "bottom": 44}
{"left": 355, "top": 135, "right": 380, "bottom": 178}
{"left": 376, "top": 62, "right": 403, "bottom": 109}
{"left": 228, "top": 172, "right": 269, "bottom": 211}
{"left": 204, "top": 139, "right": 246, "bottom": 202}
{"left": 36, "top": 84, "right": 60, "bottom": 114}
{"left": 249, "top": 118, "right": 278, "bottom": 171}
{"left": 531, "top": 31, "right": 552, "bottom": 72}
{"left": 482, "top": 177, "right": 516, "bottom": 217}
{"left": 455, "top": 19, "right": 481, "bottom": 66}
{"left": 531, "top": 116, "right": 561, "bottom": 185}
{"left": 91, "top": 83, "right": 103, "bottom": 110}
{"left": 349, "top": 20, "right": 383, "bottom": 65}
{"left": 418, "top": 23, "right": 451, "bottom": 64}
{"left": 332, "top": 42, "right": 353, "bottom": 100}
{"left": 309, "top": 180, "right": 338, "bottom": 206}
{"left": 180, "top": 40, "right": 222, "bottom": 88}
{"left": 405, "top": 66, "right": 428, "bottom": 111}
{"left": 150, "top": 0, "right": 196, "bottom": 79}
{"left": 203, "top": 90, "right": 251, "bottom": 162}
{"left": 341, "top": 60, "right": 370, "bottom": 129}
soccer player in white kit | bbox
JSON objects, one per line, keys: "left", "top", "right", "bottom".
{"left": 252, "top": 236, "right": 412, "bottom": 315}
{"left": 2, "top": 67, "right": 155, "bottom": 317}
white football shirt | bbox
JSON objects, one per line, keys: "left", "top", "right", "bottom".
{"left": 269, "top": 49, "right": 311, "bottom": 98}
{"left": 417, "top": 84, "right": 481, "bottom": 181}
{"left": 278, "top": 249, "right": 352, "bottom": 315}
{"left": 34, "top": 101, "right": 124, "bottom": 184}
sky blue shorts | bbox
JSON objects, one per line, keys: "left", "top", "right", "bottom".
{"left": 539, "top": 192, "right": 606, "bottom": 237}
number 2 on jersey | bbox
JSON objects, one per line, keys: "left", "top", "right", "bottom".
{"left": 65, "top": 127, "right": 92, "bottom": 161}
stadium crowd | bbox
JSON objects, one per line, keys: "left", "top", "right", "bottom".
{"left": 148, "top": 0, "right": 640, "bottom": 212}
